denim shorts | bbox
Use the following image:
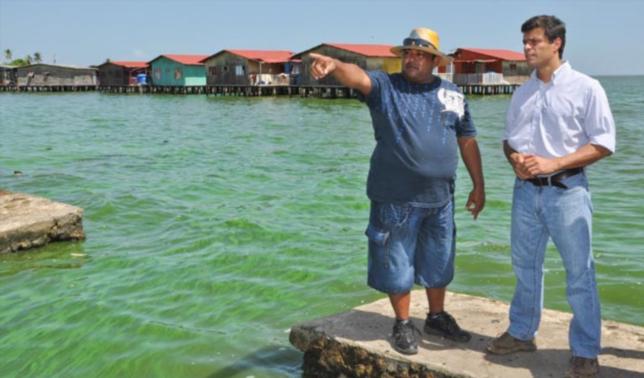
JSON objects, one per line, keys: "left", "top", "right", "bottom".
{"left": 365, "top": 199, "right": 456, "bottom": 294}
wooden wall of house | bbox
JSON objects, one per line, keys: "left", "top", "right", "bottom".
{"left": 203, "top": 52, "right": 287, "bottom": 86}
{"left": 203, "top": 53, "right": 250, "bottom": 86}
{"left": 364, "top": 58, "right": 385, "bottom": 72}
{"left": 502, "top": 61, "right": 531, "bottom": 76}
{"left": 296, "top": 47, "right": 401, "bottom": 86}
{"left": 0, "top": 67, "right": 17, "bottom": 86}
{"left": 97, "top": 63, "right": 129, "bottom": 86}
{"left": 364, "top": 57, "right": 402, "bottom": 74}
{"left": 183, "top": 65, "right": 206, "bottom": 86}
{"left": 150, "top": 57, "right": 206, "bottom": 86}
{"left": 16, "top": 64, "right": 96, "bottom": 87}
{"left": 454, "top": 61, "right": 503, "bottom": 74}
{"left": 382, "top": 57, "right": 402, "bottom": 74}
{"left": 296, "top": 46, "right": 369, "bottom": 86}
{"left": 485, "top": 61, "right": 503, "bottom": 73}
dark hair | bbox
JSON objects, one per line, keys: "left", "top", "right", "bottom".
{"left": 521, "top": 15, "right": 566, "bottom": 58}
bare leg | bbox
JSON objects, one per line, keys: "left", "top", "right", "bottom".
{"left": 426, "top": 287, "right": 445, "bottom": 314}
{"left": 389, "top": 292, "right": 411, "bottom": 320}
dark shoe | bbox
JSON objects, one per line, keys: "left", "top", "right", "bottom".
{"left": 486, "top": 331, "right": 537, "bottom": 355}
{"left": 566, "top": 356, "right": 599, "bottom": 378}
{"left": 424, "top": 311, "right": 471, "bottom": 342}
{"left": 391, "top": 319, "right": 421, "bottom": 355}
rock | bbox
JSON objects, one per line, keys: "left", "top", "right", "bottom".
{"left": 0, "top": 191, "right": 84, "bottom": 254}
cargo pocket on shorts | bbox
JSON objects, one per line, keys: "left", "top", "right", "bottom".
{"left": 364, "top": 202, "right": 410, "bottom": 247}
{"left": 365, "top": 223, "right": 389, "bottom": 246}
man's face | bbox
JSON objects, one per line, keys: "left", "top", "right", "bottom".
{"left": 522, "top": 27, "right": 561, "bottom": 68}
{"left": 401, "top": 49, "right": 437, "bottom": 83}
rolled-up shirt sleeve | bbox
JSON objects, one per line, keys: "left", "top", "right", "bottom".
{"left": 504, "top": 94, "right": 518, "bottom": 142}
{"left": 358, "top": 70, "right": 386, "bottom": 109}
{"left": 456, "top": 99, "right": 477, "bottom": 138}
{"left": 584, "top": 80, "right": 616, "bottom": 153}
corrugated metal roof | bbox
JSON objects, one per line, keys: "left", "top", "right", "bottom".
{"left": 149, "top": 54, "right": 208, "bottom": 65}
{"left": 456, "top": 48, "right": 525, "bottom": 61}
{"left": 453, "top": 59, "right": 497, "bottom": 63}
{"left": 226, "top": 50, "right": 294, "bottom": 63}
{"left": 325, "top": 43, "right": 397, "bottom": 57}
{"left": 200, "top": 50, "right": 294, "bottom": 64}
{"left": 16, "top": 63, "right": 96, "bottom": 70}
{"left": 110, "top": 61, "right": 148, "bottom": 68}
{"left": 292, "top": 43, "right": 398, "bottom": 59}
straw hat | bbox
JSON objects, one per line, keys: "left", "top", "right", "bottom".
{"left": 391, "top": 27, "right": 452, "bottom": 66}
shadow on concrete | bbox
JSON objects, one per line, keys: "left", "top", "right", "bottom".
{"left": 484, "top": 350, "right": 644, "bottom": 378}
{"left": 207, "top": 345, "right": 302, "bottom": 378}
{"left": 329, "top": 309, "right": 642, "bottom": 378}
{"left": 324, "top": 309, "right": 486, "bottom": 347}
{"left": 602, "top": 346, "right": 644, "bottom": 360}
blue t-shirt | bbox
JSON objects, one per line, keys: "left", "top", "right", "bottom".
{"left": 362, "top": 71, "right": 476, "bottom": 206}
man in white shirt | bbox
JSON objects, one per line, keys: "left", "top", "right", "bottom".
{"left": 486, "top": 15, "right": 615, "bottom": 378}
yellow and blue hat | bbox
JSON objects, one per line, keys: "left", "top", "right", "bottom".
{"left": 391, "top": 27, "right": 452, "bottom": 66}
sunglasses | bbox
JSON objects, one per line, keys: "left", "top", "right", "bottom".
{"left": 403, "top": 38, "right": 436, "bottom": 50}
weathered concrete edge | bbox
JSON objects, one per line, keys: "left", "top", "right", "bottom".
{"left": 290, "top": 315, "right": 469, "bottom": 378}
{"left": 1, "top": 211, "right": 85, "bottom": 253}
{"left": 0, "top": 191, "right": 85, "bottom": 254}
{"left": 289, "top": 291, "right": 644, "bottom": 378}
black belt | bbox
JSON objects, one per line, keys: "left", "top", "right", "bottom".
{"left": 525, "top": 167, "right": 584, "bottom": 189}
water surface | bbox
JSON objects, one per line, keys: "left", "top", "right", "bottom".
{"left": 0, "top": 77, "right": 641, "bottom": 377}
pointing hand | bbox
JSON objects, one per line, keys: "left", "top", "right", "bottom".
{"left": 309, "top": 53, "right": 337, "bottom": 80}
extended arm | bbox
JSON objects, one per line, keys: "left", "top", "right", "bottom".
{"left": 309, "top": 53, "right": 372, "bottom": 96}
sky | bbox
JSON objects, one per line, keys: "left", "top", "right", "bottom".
{"left": 0, "top": 0, "right": 642, "bottom": 75}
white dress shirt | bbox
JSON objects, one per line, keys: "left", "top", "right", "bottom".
{"left": 504, "top": 61, "right": 616, "bottom": 159}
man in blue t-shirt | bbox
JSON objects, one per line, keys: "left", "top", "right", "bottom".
{"left": 310, "top": 27, "right": 485, "bottom": 355}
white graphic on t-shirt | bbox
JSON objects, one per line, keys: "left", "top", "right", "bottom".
{"left": 437, "top": 87, "right": 465, "bottom": 118}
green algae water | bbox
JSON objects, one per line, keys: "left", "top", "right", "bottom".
{"left": 0, "top": 77, "right": 642, "bottom": 377}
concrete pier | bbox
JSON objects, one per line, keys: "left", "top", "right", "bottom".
{"left": 0, "top": 191, "right": 84, "bottom": 254}
{"left": 289, "top": 291, "right": 644, "bottom": 378}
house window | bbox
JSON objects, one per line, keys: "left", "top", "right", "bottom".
{"left": 235, "top": 64, "right": 244, "bottom": 76}
{"left": 154, "top": 68, "right": 161, "bottom": 80}
{"left": 209, "top": 67, "right": 217, "bottom": 76}
{"left": 175, "top": 68, "right": 182, "bottom": 80}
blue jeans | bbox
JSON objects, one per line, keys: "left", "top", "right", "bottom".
{"left": 508, "top": 173, "right": 601, "bottom": 358}
{"left": 365, "top": 199, "right": 455, "bottom": 294}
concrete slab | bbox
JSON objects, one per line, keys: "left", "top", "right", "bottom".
{"left": 290, "top": 291, "right": 644, "bottom": 378}
{"left": 0, "top": 190, "right": 84, "bottom": 254}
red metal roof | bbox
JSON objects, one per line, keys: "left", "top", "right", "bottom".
{"left": 292, "top": 43, "right": 398, "bottom": 59}
{"left": 200, "top": 50, "right": 294, "bottom": 64}
{"left": 455, "top": 48, "right": 525, "bottom": 61}
{"left": 325, "top": 43, "right": 397, "bottom": 57}
{"left": 226, "top": 50, "right": 294, "bottom": 63}
{"left": 149, "top": 54, "right": 208, "bottom": 65}
{"left": 453, "top": 59, "right": 497, "bottom": 63}
{"left": 110, "top": 61, "right": 148, "bottom": 68}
